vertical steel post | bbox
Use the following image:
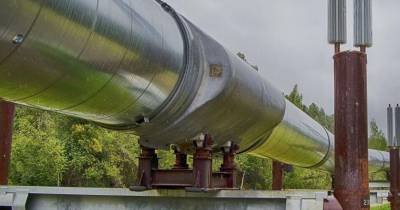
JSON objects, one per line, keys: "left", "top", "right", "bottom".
{"left": 220, "top": 144, "right": 239, "bottom": 188}
{"left": 388, "top": 105, "right": 400, "bottom": 209}
{"left": 334, "top": 51, "right": 370, "bottom": 210}
{"left": 192, "top": 135, "right": 213, "bottom": 190}
{"left": 389, "top": 148, "right": 400, "bottom": 210}
{"left": 272, "top": 161, "right": 284, "bottom": 190}
{"left": 135, "top": 146, "right": 158, "bottom": 189}
{"left": 173, "top": 151, "right": 189, "bottom": 170}
{"left": 0, "top": 101, "right": 15, "bottom": 185}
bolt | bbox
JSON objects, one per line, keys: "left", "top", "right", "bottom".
{"left": 12, "top": 34, "right": 24, "bottom": 44}
{"left": 161, "top": 2, "right": 172, "bottom": 12}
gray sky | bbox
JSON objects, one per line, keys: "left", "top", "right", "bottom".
{"left": 165, "top": 0, "right": 400, "bottom": 135}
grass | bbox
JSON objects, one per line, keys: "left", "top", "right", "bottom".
{"left": 371, "top": 203, "right": 390, "bottom": 210}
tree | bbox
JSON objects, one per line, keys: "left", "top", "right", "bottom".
{"left": 236, "top": 154, "right": 272, "bottom": 190}
{"left": 10, "top": 107, "right": 66, "bottom": 186}
{"left": 10, "top": 106, "right": 140, "bottom": 187}
{"left": 368, "top": 120, "right": 387, "bottom": 151}
{"left": 307, "top": 103, "right": 334, "bottom": 132}
{"left": 286, "top": 85, "right": 307, "bottom": 112}
{"left": 284, "top": 167, "right": 331, "bottom": 189}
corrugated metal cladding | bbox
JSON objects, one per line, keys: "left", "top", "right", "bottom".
{"left": 396, "top": 105, "right": 400, "bottom": 146}
{"left": 354, "top": 0, "right": 373, "bottom": 47}
{"left": 387, "top": 105, "right": 394, "bottom": 146}
{"left": 328, "top": 0, "right": 347, "bottom": 44}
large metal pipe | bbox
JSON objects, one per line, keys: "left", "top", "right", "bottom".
{"left": 0, "top": 0, "right": 389, "bottom": 173}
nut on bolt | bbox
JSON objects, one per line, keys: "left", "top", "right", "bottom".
{"left": 12, "top": 34, "right": 24, "bottom": 44}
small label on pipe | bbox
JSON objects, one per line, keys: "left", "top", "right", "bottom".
{"left": 209, "top": 64, "right": 223, "bottom": 78}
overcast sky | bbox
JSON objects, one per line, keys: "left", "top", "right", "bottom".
{"left": 165, "top": 0, "right": 399, "bottom": 135}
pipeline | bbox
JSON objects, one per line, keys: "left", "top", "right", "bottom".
{"left": 0, "top": 0, "right": 389, "bottom": 173}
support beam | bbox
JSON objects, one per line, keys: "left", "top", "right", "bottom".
{"left": 132, "top": 136, "right": 240, "bottom": 190}
{"left": 334, "top": 51, "right": 370, "bottom": 210}
{"left": 0, "top": 101, "right": 15, "bottom": 185}
{"left": 272, "top": 161, "right": 284, "bottom": 190}
{"left": 173, "top": 150, "right": 189, "bottom": 170}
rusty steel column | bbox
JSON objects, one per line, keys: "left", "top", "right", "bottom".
{"left": 192, "top": 135, "right": 213, "bottom": 190}
{"left": 388, "top": 148, "right": 400, "bottom": 210}
{"left": 0, "top": 101, "right": 15, "bottom": 185}
{"left": 220, "top": 144, "right": 239, "bottom": 188}
{"left": 334, "top": 51, "right": 370, "bottom": 210}
{"left": 272, "top": 160, "right": 284, "bottom": 190}
{"left": 173, "top": 151, "right": 189, "bottom": 170}
{"left": 134, "top": 146, "right": 158, "bottom": 190}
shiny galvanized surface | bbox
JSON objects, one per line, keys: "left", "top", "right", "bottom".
{"left": 0, "top": 0, "right": 390, "bottom": 174}
{"left": 328, "top": 0, "right": 347, "bottom": 44}
{"left": 250, "top": 102, "right": 332, "bottom": 169}
{"left": 388, "top": 105, "right": 394, "bottom": 146}
{"left": 396, "top": 105, "right": 400, "bottom": 146}
{"left": 0, "top": 0, "right": 185, "bottom": 126}
{"left": 137, "top": 19, "right": 286, "bottom": 151}
{"left": 354, "top": 0, "right": 373, "bottom": 47}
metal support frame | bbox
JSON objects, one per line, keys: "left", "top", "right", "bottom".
{"left": 333, "top": 51, "right": 370, "bottom": 210}
{"left": 191, "top": 135, "right": 213, "bottom": 190}
{"left": 0, "top": 101, "right": 15, "bottom": 185}
{"left": 131, "top": 135, "right": 240, "bottom": 191}
{"left": 220, "top": 144, "right": 239, "bottom": 189}
{"left": 388, "top": 148, "right": 400, "bottom": 210}
{"left": 133, "top": 147, "right": 158, "bottom": 190}
{"left": 173, "top": 150, "right": 189, "bottom": 170}
{"left": 272, "top": 161, "right": 284, "bottom": 190}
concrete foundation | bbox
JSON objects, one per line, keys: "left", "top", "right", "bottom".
{"left": 0, "top": 186, "right": 387, "bottom": 210}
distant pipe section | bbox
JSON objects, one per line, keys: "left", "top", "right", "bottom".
{"left": 0, "top": 0, "right": 389, "bottom": 174}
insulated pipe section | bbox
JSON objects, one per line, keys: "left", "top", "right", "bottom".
{"left": 250, "top": 101, "right": 389, "bottom": 172}
{"left": 0, "top": 0, "right": 185, "bottom": 126}
{"left": 0, "top": 0, "right": 389, "bottom": 173}
{"left": 136, "top": 18, "right": 286, "bottom": 151}
{"left": 250, "top": 101, "right": 333, "bottom": 170}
